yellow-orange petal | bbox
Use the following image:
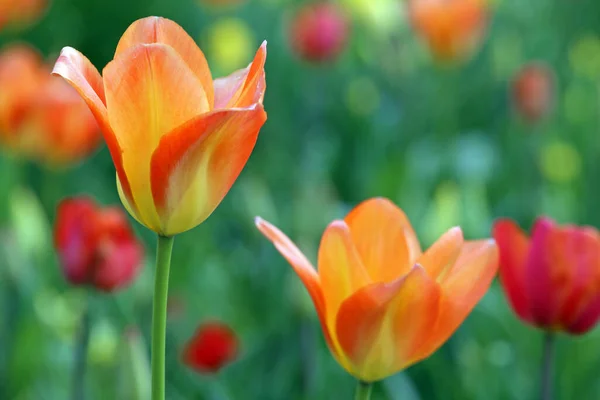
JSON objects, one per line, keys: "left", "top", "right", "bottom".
{"left": 344, "top": 197, "right": 422, "bottom": 283}
{"left": 336, "top": 265, "right": 440, "bottom": 382}
{"left": 409, "top": 239, "right": 498, "bottom": 364}
{"left": 115, "top": 16, "right": 214, "bottom": 108}
{"left": 254, "top": 217, "right": 335, "bottom": 352}
{"left": 416, "top": 227, "right": 463, "bottom": 280}
{"left": 103, "top": 43, "right": 210, "bottom": 232}
{"left": 52, "top": 47, "right": 136, "bottom": 213}
{"left": 150, "top": 105, "right": 266, "bottom": 235}
{"left": 318, "top": 220, "right": 371, "bottom": 331}
{"left": 219, "top": 41, "right": 266, "bottom": 109}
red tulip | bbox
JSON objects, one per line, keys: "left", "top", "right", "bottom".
{"left": 493, "top": 217, "right": 600, "bottom": 334}
{"left": 289, "top": 3, "right": 349, "bottom": 63}
{"left": 54, "top": 197, "right": 144, "bottom": 292}
{"left": 512, "top": 63, "right": 554, "bottom": 123}
{"left": 183, "top": 321, "right": 239, "bottom": 374}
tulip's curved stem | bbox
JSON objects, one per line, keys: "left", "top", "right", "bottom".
{"left": 354, "top": 381, "right": 372, "bottom": 400}
{"left": 540, "top": 331, "right": 555, "bottom": 400}
{"left": 151, "top": 235, "right": 174, "bottom": 400}
{"left": 71, "top": 290, "right": 92, "bottom": 400}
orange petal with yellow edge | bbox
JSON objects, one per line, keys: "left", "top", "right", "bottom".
{"left": 52, "top": 47, "right": 136, "bottom": 213}
{"left": 150, "top": 105, "right": 266, "bottom": 235}
{"left": 336, "top": 265, "right": 440, "bottom": 382}
{"left": 114, "top": 16, "right": 214, "bottom": 108}
{"left": 416, "top": 227, "right": 463, "bottom": 280}
{"left": 344, "top": 197, "right": 422, "bottom": 283}
{"left": 221, "top": 42, "right": 267, "bottom": 109}
{"left": 409, "top": 239, "right": 498, "bottom": 364}
{"left": 254, "top": 217, "right": 336, "bottom": 353}
{"left": 318, "top": 220, "right": 371, "bottom": 330}
{"left": 492, "top": 218, "right": 531, "bottom": 321}
{"left": 103, "top": 43, "right": 209, "bottom": 152}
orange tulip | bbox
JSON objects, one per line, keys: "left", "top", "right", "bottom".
{"left": 408, "top": 0, "right": 488, "bottom": 62}
{"left": 0, "top": 0, "right": 47, "bottom": 32}
{"left": 0, "top": 45, "right": 101, "bottom": 166}
{"left": 494, "top": 217, "right": 600, "bottom": 334}
{"left": 52, "top": 16, "right": 267, "bottom": 235}
{"left": 255, "top": 197, "right": 498, "bottom": 382}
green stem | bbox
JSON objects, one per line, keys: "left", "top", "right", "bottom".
{"left": 151, "top": 235, "right": 174, "bottom": 400}
{"left": 71, "top": 290, "right": 91, "bottom": 400}
{"left": 540, "top": 331, "right": 555, "bottom": 400}
{"left": 354, "top": 381, "right": 372, "bottom": 400}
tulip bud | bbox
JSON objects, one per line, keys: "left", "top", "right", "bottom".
{"left": 54, "top": 197, "right": 144, "bottom": 292}
{"left": 512, "top": 63, "right": 554, "bottom": 124}
{"left": 182, "top": 321, "right": 239, "bottom": 374}
{"left": 289, "top": 3, "right": 350, "bottom": 63}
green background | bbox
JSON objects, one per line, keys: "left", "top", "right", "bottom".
{"left": 1, "top": 0, "right": 600, "bottom": 398}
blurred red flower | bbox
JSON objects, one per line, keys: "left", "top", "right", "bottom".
{"left": 0, "top": 45, "right": 101, "bottom": 166}
{"left": 183, "top": 321, "right": 239, "bottom": 374}
{"left": 0, "top": 0, "right": 47, "bottom": 32}
{"left": 54, "top": 197, "right": 144, "bottom": 292}
{"left": 512, "top": 63, "right": 554, "bottom": 123}
{"left": 494, "top": 217, "right": 600, "bottom": 334}
{"left": 289, "top": 3, "right": 349, "bottom": 63}
{"left": 408, "top": 0, "right": 488, "bottom": 62}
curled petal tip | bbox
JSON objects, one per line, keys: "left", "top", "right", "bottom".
{"left": 260, "top": 40, "right": 268, "bottom": 50}
{"left": 254, "top": 216, "right": 264, "bottom": 227}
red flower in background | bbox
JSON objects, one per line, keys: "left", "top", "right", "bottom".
{"left": 493, "top": 217, "right": 600, "bottom": 334}
{"left": 183, "top": 321, "right": 239, "bottom": 374}
{"left": 54, "top": 197, "right": 144, "bottom": 292}
{"left": 512, "top": 63, "right": 554, "bottom": 124}
{"left": 0, "top": 45, "right": 101, "bottom": 166}
{"left": 289, "top": 3, "right": 349, "bottom": 63}
{"left": 408, "top": 0, "right": 489, "bottom": 62}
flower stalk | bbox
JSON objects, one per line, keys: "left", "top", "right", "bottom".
{"left": 354, "top": 381, "right": 372, "bottom": 400}
{"left": 540, "top": 331, "right": 555, "bottom": 400}
{"left": 151, "top": 235, "right": 174, "bottom": 400}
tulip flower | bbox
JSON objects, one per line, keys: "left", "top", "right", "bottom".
{"left": 493, "top": 217, "right": 600, "bottom": 400}
{"left": 183, "top": 321, "right": 239, "bottom": 374}
{"left": 408, "top": 0, "right": 489, "bottom": 63}
{"left": 288, "top": 3, "right": 350, "bottom": 63}
{"left": 255, "top": 197, "right": 498, "bottom": 397}
{"left": 511, "top": 63, "right": 554, "bottom": 124}
{"left": 54, "top": 197, "right": 144, "bottom": 400}
{"left": 52, "top": 16, "right": 267, "bottom": 236}
{"left": 52, "top": 17, "right": 266, "bottom": 400}
{"left": 0, "top": 45, "right": 101, "bottom": 167}
{"left": 54, "top": 197, "right": 144, "bottom": 292}
{"left": 0, "top": 0, "right": 47, "bottom": 32}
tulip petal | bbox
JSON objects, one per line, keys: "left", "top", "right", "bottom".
{"left": 254, "top": 217, "right": 339, "bottom": 356}
{"left": 492, "top": 218, "right": 531, "bottom": 321}
{"left": 150, "top": 105, "right": 266, "bottom": 235}
{"left": 416, "top": 226, "right": 463, "bottom": 280}
{"left": 215, "top": 42, "right": 267, "bottom": 109}
{"left": 103, "top": 43, "right": 210, "bottom": 232}
{"left": 335, "top": 265, "right": 440, "bottom": 382}
{"left": 52, "top": 47, "right": 136, "bottom": 213}
{"left": 115, "top": 16, "right": 214, "bottom": 108}
{"left": 568, "top": 291, "right": 600, "bottom": 334}
{"left": 343, "top": 197, "right": 422, "bottom": 283}
{"left": 559, "top": 227, "right": 600, "bottom": 331}
{"left": 526, "top": 218, "right": 568, "bottom": 327}
{"left": 410, "top": 240, "right": 498, "bottom": 364}
{"left": 318, "top": 220, "right": 371, "bottom": 332}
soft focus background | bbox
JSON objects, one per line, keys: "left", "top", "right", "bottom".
{"left": 1, "top": 0, "right": 600, "bottom": 399}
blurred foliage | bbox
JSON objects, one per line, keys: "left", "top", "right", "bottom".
{"left": 2, "top": 0, "right": 600, "bottom": 399}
